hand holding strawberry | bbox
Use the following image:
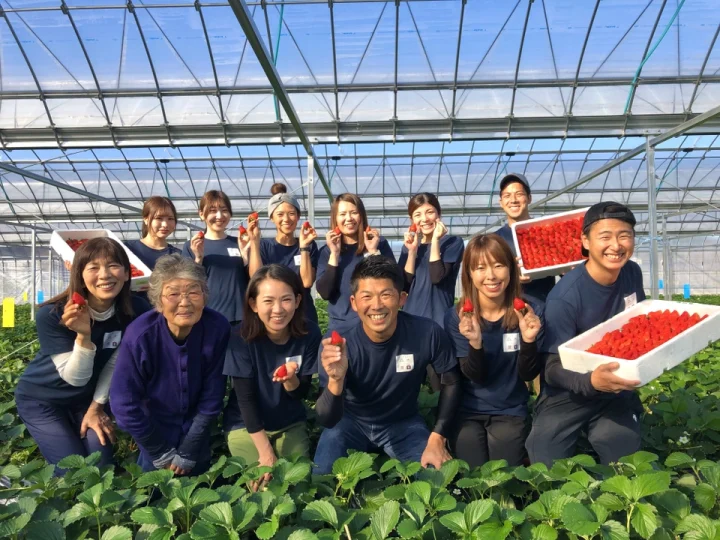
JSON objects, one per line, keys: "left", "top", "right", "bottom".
{"left": 322, "top": 331, "right": 348, "bottom": 383}
{"left": 515, "top": 302, "right": 541, "bottom": 343}
{"left": 326, "top": 228, "right": 342, "bottom": 257}
{"left": 299, "top": 221, "right": 317, "bottom": 248}
{"left": 62, "top": 295, "right": 92, "bottom": 339}
{"left": 364, "top": 225, "right": 380, "bottom": 253}
{"left": 190, "top": 232, "right": 205, "bottom": 263}
{"left": 458, "top": 314, "right": 482, "bottom": 350}
{"left": 404, "top": 223, "right": 419, "bottom": 253}
{"left": 273, "top": 361, "right": 298, "bottom": 383}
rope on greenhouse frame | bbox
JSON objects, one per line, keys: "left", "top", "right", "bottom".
{"left": 0, "top": 340, "right": 38, "bottom": 365}
{"left": 272, "top": 4, "right": 285, "bottom": 122}
{"left": 623, "top": 0, "right": 686, "bottom": 115}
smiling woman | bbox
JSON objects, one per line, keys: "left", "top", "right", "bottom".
{"left": 109, "top": 254, "right": 231, "bottom": 476}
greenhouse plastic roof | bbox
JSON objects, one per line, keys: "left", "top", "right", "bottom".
{"left": 0, "top": 0, "right": 719, "bottom": 246}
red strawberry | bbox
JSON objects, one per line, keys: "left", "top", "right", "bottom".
{"left": 71, "top": 292, "right": 86, "bottom": 306}
{"left": 303, "top": 221, "right": 311, "bottom": 230}
{"left": 333, "top": 227, "right": 341, "bottom": 235}
{"left": 197, "top": 231, "right": 204, "bottom": 239}
{"left": 248, "top": 212, "right": 259, "bottom": 223}
{"left": 275, "top": 364, "right": 288, "bottom": 378}
{"left": 461, "top": 298, "right": 473, "bottom": 314}
{"left": 409, "top": 224, "right": 418, "bottom": 233}
{"left": 513, "top": 298, "right": 526, "bottom": 311}
{"left": 239, "top": 225, "right": 248, "bottom": 236}
{"left": 330, "top": 330, "right": 343, "bottom": 346}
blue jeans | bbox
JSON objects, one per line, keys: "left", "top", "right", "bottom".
{"left": 313, "top": 414, "right": 430, "bottom": 475}
{"left": 15, "top": 395, "right": 114, "bottom": 475}
{"left": 137, "top": 451, "right": 211, "bottom": 475}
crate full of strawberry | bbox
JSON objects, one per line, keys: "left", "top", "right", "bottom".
{"left": 558, "top": 300, "right": 720, "bottom": 386}
{"left": 510, "top": 207, "right": 589, "bottom": 280}
{"left": 50, "top": 229, "right": 152, "bottom": 292}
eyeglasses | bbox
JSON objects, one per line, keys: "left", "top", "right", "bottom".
{"left": 162, "top": 290, "right": 204, "bottom": 304}
{"left": 500, "top": 191, "right": 528, "bottom": 202}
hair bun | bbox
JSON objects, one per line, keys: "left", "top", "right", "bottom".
{"left": 270, "top": 183, "right": 287, "bottom": 195}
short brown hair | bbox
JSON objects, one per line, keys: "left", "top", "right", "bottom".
{"left": 408, "top": 192, "right": 441, "bottom": 217}
{"left": 330, "top": 193, "right": 368, "bottom": 256}
{"left": 141, "top": 196, "right": 177, "bottom": 238}
{"left": 44, "top": 238, "right": 135, "bottom": 323}
{"left": 240, "top": 264, "right": 307, "bottom": 342}
{"left": 459, "top": 234, "right": 520, "bottom": 331}
{"left": 199, "top": 190, "right": 232, "bottom": 218}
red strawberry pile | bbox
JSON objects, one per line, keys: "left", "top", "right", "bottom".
{"left": 516, "top": 216, "right": 585, "bottom": 270}
{"left": 586, "top": 310, "right": 708, "bottom": 360}
{"left": 66, "top": 238, "right": 144, "bottom": 277}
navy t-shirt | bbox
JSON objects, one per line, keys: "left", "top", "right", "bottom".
{"left": 541, "top": 261, "right": 645, "bottom": 398}
{"left": 182, "top": 236, "right": 248, "bottom": 323}
{"left": 319, "top": 311, "right": 457, "bottom": 425}
{"left": 444, "top": 300, "right": 544, "bottom": 417}
{"left": 259, "top": 238, "right": 320, "bottom": 324}
{"left": 125, "top": 240, "right": 181, "bottom": 270}
{"left": 15, "top": 295, "right": 151, "bottom": 405}
{"left": 399, "top": 235, "right": 464, "bottom": 326}
{"left": 495, "top": 224, "right": 556, "bottom": 303}
{"left": 316, "top": 239, "right": 396, "bottom": 333}
{"left": 223, "top": 323, "right": 321, "bottom": 432}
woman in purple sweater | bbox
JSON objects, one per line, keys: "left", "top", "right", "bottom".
{"left": 110, "top": 254, "right": 230, "bottom": 475}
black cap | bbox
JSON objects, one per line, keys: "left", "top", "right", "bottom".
{"left": 581, "top": 201, "right": 636, "bottom": 256}
{"left": 499, "top": 173, "right": 531, "bottom": 196}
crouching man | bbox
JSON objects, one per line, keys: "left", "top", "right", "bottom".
{"left": 313, "top": 255, "right": 462, "bottom": 474}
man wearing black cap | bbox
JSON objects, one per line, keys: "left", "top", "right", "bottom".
{"left": 493, "top": 173, "right": 556, "bottom": 303}
{"left": 526, "top": 202, "right": 645, "bottom": 466}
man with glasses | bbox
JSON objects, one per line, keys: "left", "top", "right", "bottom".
{"left": 493, "top": 173, "right": 556, "bottom": 304}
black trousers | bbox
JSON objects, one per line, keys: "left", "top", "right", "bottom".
{"left": 450, "top": 413, "right": 529, "bottom": 468}
{"left": 526, "top": 392, "right": 642, "bottom": 467}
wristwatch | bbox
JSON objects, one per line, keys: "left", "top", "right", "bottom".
{"left": 299, "top": 246, "right": 311, "bottom": 253}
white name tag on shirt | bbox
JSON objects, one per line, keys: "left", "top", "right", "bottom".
{"left": 286, "top": 355, "right": 303, "bottom": 368}
{"left": 624, "top": 292, "right": 638, "bottom": 310}
{"left": 227, "top": 248, "right": 241, "bottom": 257}
{"left": 103, "top": 331, "right": 122, "bottom": 350}
{"left": 294, "top": 254, "right": 302, "bottom": 266}
{"left": 395, "top": 354, "right": 414, "bottom": 373}
{"left": 503, "top": 333, "right": 520, "bottom": 353}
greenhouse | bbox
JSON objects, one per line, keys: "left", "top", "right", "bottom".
{"left": 2, "top": 1, "right": 720, "bottom": 539}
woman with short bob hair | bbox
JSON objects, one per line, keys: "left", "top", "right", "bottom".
{"left": 316, "top": 193, "right": 395, "bottom": 334}
{"left": 400, "top": 192, "right": 464, "bottom": 326}
{"left": 15, "top": 238, "right": 150, "bottom": 472}
{"left": 443, "top": 234, "right": 543, "bottom": 468}
{"left": 111, "top": 254, "right": 231, "bottom": 475}
{"left": 223, "top": 264, "right": 320, "bottom": 488}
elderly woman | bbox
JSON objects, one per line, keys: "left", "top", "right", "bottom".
{"left": 110, "top": 254, "right": 230, "bottom": 475}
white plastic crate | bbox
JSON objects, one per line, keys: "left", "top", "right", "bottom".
{"left": 50, "top": 229, "right": 152, "bottom": 292}
{"left": 559, "top": 299, "right": 720, "bottom": 386}
{"left": 511, "top": 207, "right": 589, "bottom": 280}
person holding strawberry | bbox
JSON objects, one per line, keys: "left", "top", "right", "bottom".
{"left": 223, "top": 265, "right": 320, "bottom": 488}
{"left": 399, "top": 193, "right": 465, "bottom": 326}
{"left": 526, "top": 202, "right": 644, "bottom": 467}
{"left": 314, "top": 256, "right": 462, "bottom": 474}
{"left": 494, "top": 173, "right": 556, "bottom": 303}
{"left": 443, "top": 234, "right": 543, "bottom": 468}
{"left": 181, "top": 190, "right": 250, "bottom": 327}
{"left": 316, "top": 193, "right": 396, "bottom": 334}
{"left": 245, "top": 183, "right": 321, "bottom": 324}
{"left": 15, "top": 238, "right": 151, "bottom": 473}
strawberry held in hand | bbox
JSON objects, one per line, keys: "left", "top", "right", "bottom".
{"left": 586, "top": 309, "right": 709, "bottom": 360}
{"left": 71, "top": 292, "right": 86, "bottom": 307}
{"left": 197, "top": 231, "right": 204, "bottom": 239}
{"left": 330, "top": 330, "right": 343, "bottom": 346}
{"left": 238, "top": 224, "right": 248, "bottom": 241}
{"left": 365, "top": 225, "right": 374, "bottom": 240}
{"left": 275, "top": 364, "right": 288, "bottom": 378}
{"left": 333, "top": 227, "right": 341, "bottom": 236}
{"left": 303, "top": 221, "right": 312, "bottom": 231}
{"left": 461, "top": 298, "right": 474, "bottom": 317}
{"left": 248, "top": 212, "right": 259, "bottom": 224}
{"left": 513, "top": 298, "right": 526, "bottom": 311}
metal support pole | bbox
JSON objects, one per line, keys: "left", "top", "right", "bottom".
{"left": 647, "top": 138, "right": 659, "bottom": 300}
{"left": 662, "top": 215, "right": 669, "bottom": 299}
{"left": 48, "top": 250, "right": 54, "bottom": 299}
{"left": 31, "top": 227, "right": 37, "bottom": 320}
{"left": 307, "top": 155, "right": 315, "bottom": 226}
{"left": 668, "top": 244, "right": 674, "bottom": 299}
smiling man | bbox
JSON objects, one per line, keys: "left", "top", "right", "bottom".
{"left": 313, "top": 256, "right": 462, "bottom": 474}
{"left": 526, "top": 202, "right": 645, "bottom": 466}
{"left": 494, "top": 173, "right": 556, "bottom": 303}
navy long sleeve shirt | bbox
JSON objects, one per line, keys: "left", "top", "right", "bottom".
{"left": 110, "top": 308, "right": 231, "bottom": 464}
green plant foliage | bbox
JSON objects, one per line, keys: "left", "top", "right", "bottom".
{"left": 1, "top": 300, "right": 720, "bottom": 538}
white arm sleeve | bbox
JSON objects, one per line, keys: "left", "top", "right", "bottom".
{"left": 92, "top": 348, "right": 119, "bottom": 404}
{"left": 51, "top": 342, "right": 97, "bottom": 387}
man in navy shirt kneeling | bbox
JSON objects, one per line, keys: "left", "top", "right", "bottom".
{"left": 314, "top": 256, "right": 462, "bottom": 474}
{"left": 526, "top": 202, "right": 645, "bottom": 467}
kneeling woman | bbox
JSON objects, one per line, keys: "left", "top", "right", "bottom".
{"left": 444, "top": 234, "right": 543, "bottom": 468}
{"left": 110, "top": 254, "right": 231, "bottom": 475}
{"left": 224, "top": 265, "right": 320, "bottom": 478}
{"left": 15, "top": 238, "right": 150, "bottom": 471}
